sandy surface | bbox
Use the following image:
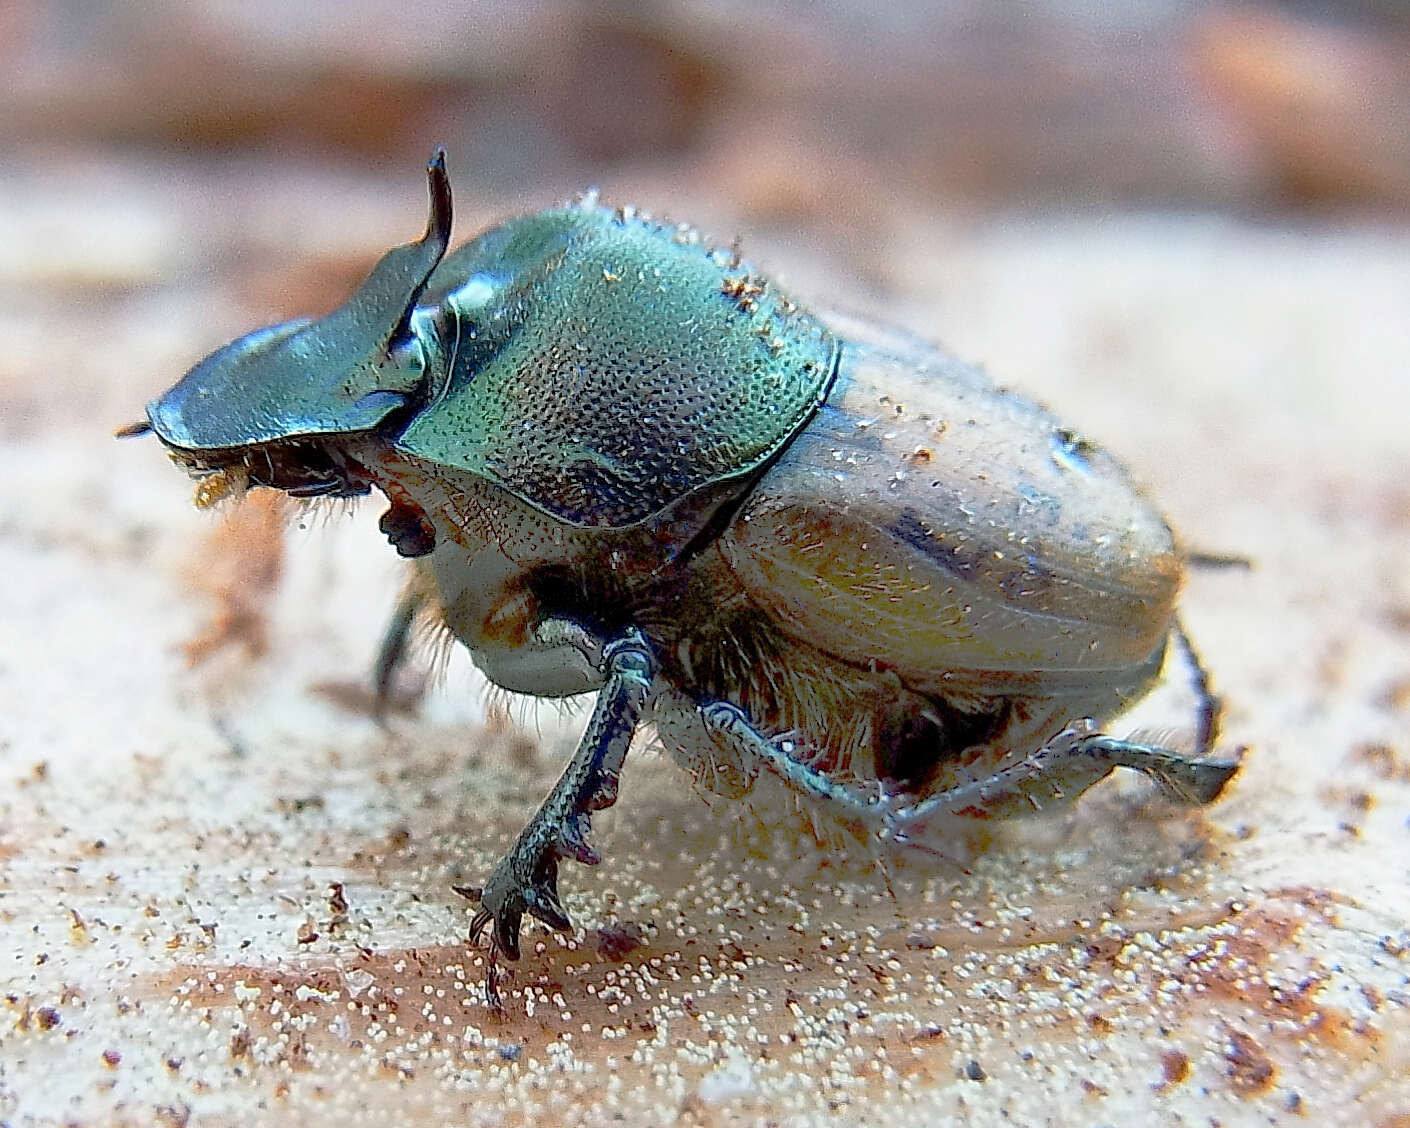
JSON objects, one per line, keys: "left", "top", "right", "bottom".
{"left": 3, "top": 182, "right": 1409, "bottom": 1126}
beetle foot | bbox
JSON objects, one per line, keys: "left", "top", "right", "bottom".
{"left": 470, "top": 829, "right": 576, "bottom": 963}
{"left": 1078, "top": 735, "right": 1243, "bottom": 805}
{"left": 467, "top": 813, "right": 591, "bottom": 1013}
{"left": 466, "top": 628, "right": 654, "bottom": 1008}
{"left": 884, "top": 723, "right": 1243, "bottom": 842}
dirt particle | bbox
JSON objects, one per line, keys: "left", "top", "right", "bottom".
{"left": 1378, "top": 679, "right": 1410, "bottom": 713}
{"left": 155, "top": 1103, "right": 192, "bottom": 1128}
{"left": 1352, "top": 741, "right": 1409, "bottom": 782}
{"left": 327, "top": 881, "right": 349, "bottom": 921}
{"left": 1159, "top": 1048, "right": 1191, "bottom": 1088}
{"left": 1380, "top": 932, "right": 1410, "bottom": 958}
{"left": 1225, "top": 1030, "right": 1276, "bottom": 1095}
{"left": 595, "top": 921, "right": 647, "bottom": 961}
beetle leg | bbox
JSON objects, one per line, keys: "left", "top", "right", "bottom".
{"left": 468, "top": 627, "right": 653, "bottom": 992}
{"left": 371, "top": 588, "right": 426, "bottom": 722}
{"left": 885, "top": 723, "right": 1242, "bottom": 843}
{"left": 692, "top": 700, "right": 1240, "bottom": 845}
{"left": 1172, "top": 616, "right": 1221, "bottom": 758}
{"left": 696, "top": 699, "right": 881, "bottom": 811}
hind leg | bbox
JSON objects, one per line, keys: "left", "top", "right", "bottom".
{"left": 881, "top": 722, "right": 1240, "bottom": 843}
{"left": 685, "top": 697, "right": 1240, "bottom": 844}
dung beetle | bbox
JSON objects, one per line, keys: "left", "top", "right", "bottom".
{"left": 129, "top": 150, "right": 1240, "bottom": 1000}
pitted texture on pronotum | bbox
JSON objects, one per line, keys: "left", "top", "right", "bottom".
{"left": 397, "top": 205, "right": 839, "bottom": 527}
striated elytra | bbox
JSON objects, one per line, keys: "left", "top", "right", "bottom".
{"left": 133, "top": 149, "right": 1240, "bottom": 1007}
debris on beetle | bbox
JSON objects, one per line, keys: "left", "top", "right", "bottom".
{"left": 190, "top": 463, "right": 250, "bottom": 510}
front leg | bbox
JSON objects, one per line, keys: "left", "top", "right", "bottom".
{"left": 469, "top": 627, "right": 653, "bottom": 989}
{"left": 372, "top": 587, "right": 425, "bottom": 722}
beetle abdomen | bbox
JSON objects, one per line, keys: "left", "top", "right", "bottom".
{"left": 720, "top": 312, "right": 1181, "bottom": 697}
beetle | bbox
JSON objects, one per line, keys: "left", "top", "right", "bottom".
{"left": 128, "top": 149, "right": 1240, "bottom": 1000}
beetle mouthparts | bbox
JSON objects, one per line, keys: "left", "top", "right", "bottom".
{"left": 114, "top": 420, "right": 153, "bottom": 438}
{"left": 162, "top": 438, "right": 375, "bottom": 501}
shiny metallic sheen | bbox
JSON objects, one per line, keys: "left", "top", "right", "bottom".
{"left": 397, "top": 206, "right": 838, "bottom": 527}
{"left": 137, "top": 151, "right": 1239, "bottom": 1008}
{"left": 147, "top": 149, "right": 453, "bottom": 451}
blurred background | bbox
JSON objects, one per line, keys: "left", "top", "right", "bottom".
{"left": 4, "top": 5, "right": 1410, "bottom": 1121}
{"left": 8, "top": 0, "right": 1410, "bottom": 214}
{"left": 6, "top": 0, "right": 1409, "bottom": 707}
{"left": 4, "top": 0, "right": 1408, "bottom": 418}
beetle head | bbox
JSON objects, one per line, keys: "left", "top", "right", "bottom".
{"left": 142, "top": 150, "right": 455, "bottom": 498}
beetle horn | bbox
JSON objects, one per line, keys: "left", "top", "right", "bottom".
{"left": 425, "top": 148, "right": 453, "bottom": 250}
{"left": 336, "top": 146, "right": 453, "bottom": 354}
{"left": 144, "top": 149, "right": 455, "bottom": 452}
{"left": 387, "top": 147, "right": 453, "bottom": 342}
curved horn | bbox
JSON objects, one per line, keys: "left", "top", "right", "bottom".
{"left": 146, "top": 149, "right": 458, "bottom": 451}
